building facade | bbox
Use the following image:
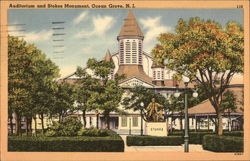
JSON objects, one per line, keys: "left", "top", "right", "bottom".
{"left": 8, "top": 11, "right": 243, "bottom": 135}
{"left": 59, "top": 11, "right": 243, "bottom": 134}
{"left": 60, "top": 11, "right": 179, "bottom": 134}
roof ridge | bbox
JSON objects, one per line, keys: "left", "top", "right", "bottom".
{"left": 118, "top": 10, "right": 144, "bottom": 37}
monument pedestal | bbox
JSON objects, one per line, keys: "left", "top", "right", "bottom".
{"left": 145, "top": 121, "right": 168, "bottom": 136}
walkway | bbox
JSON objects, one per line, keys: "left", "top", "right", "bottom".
{"left": 120, "top": 135, "right": 213, "bottom": 152}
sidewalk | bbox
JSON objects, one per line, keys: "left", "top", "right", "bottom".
{"left": 120, "top": 135, "right": 213, "bottom": 152}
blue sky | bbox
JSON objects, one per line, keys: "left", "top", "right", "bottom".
{"left": 8, "top": 9, "right": 243, "bottom": 78}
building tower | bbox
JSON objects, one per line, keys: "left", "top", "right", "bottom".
{"left": 151, "top": 60, "right": 165, "bottom": 86}
{"left": 116, "top": 11, "right": 152, "bottom": 83}
{"left": 117, "top": 10, "right": 144, "bottom": 65}
{"left": 103, "top": 49, "right": 114, "bottom": 80}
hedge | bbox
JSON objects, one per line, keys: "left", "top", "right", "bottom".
{"left": 127, "top": 135, "right": 183, "bottom": 146}
{"left": 168, "top": 131, "right": 243, "bottom": 144}
{"left": 223, "top": 131, "right": 243, "bottom": 137}
{"left": 203, "top": 135, "right": 243, "bottom": 152}
{"left": 8, "top": 130, "right": 124, "bottom": 152}
{"left": 169, "top": 131, "right": 215, "bottom": 144}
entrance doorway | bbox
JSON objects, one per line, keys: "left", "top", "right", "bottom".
{"left": 100, "top": 117, "right": 118, "bottom": 129}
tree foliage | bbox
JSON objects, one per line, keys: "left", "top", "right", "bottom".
{"left": 221, "top": 90, "right": 237, "bottom": 113}
{"left": 76, "top": 58, "right": 124, "bottom": 129}
{"left": 51, "top": 82, "right": 76, "bottom": 122}
{"left": 152, "top": 18, "right": 243, "bottom": 135}
{"left": 8, "top": 35, "right": 60, "bottom": 135}
{"left": 122, "top": 86, "right": 169, "bottom": 120}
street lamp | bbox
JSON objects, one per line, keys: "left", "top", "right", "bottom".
{"left": 174, "top": 77, "right": 198, "bottom": 152}
{"left": 140, "top": 102, "right": 144, "bottom": 136}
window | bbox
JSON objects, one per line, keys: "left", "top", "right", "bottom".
{"left": 157, "top": 71, "right": 161, "bottom": 79}
{"left": 119, "top": 41, "right": 124, "bottom": 64}
{"left": 121, "top": 116, "right": 127, "bottom": 127}
{"left": 125, "top": 41, "right": 131, "bottom": 64}
{"left": 138, "top": 40, "right": 142, "bottom": 64}
{"left": 132, "top": 117, "right": 138, "bottom": 127}
{"left": 132, "top": 41, "right": 137, "bottom": 64}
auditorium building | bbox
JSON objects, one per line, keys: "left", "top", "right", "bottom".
{"left": 56, "top": 11, "right": 243, "bottom": 134}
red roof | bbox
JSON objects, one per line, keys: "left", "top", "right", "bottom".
{"left": 188, "top": 85, "right": 243, "bottom": 114}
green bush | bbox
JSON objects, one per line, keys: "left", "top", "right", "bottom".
{"left": 8, "top": 130, "right": 124, "bottom": 152}
{"left": 223, "top": 131, "right": 243, "bottom": 137}
{"left": 78, "top": 127, "right": 109, "bottom": 137}
{"left": 169, "top": 131, "right": 215, "bottom": 144}
{"left": 203, "top": 135, "right": 243, "bottom": 152}
{"left": 169, "top": 131, "right": 243, "bottom": 144}
{"left": 189, "top": 132, "right": 215, "bottom": 144}
{"left": 46, "top": 117, "right": 82, "bottom": 136}
{"left": 127, "top": 135, "right": 183, "bottom": 146}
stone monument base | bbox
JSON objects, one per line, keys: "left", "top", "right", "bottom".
{"left": 145, "top": 121, "right": 168, "bottom": 136}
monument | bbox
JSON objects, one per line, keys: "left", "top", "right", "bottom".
{"left": 144, "top": 98, "right": 168, "bottom": 136}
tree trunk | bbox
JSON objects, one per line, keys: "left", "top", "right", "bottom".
{"left": 9, "top": 115, "right": 14, "bottom": 135}
{"left": 82, "top": 111, "right": 86, "bottom": 128}
{"left": 29, "top": 118, "right": 32, "bottom": 135}
{"left": 228, "top": 112, "right": 231, "bottom": 131}
{"left": 105, "top": 113, "right": 110, "bottom": 129}
{"left": 170, "top": 117, "right": 173, "bottom": 132}
{"left": 26, "top": 117, "right": 29, "bottom": 136}
{"left": 96, "top": 113, "right": 99, "bottom": 129}
{"left": 180, "top": 116, "right": 183, "bottom": 130}
{"left": 40, "top": 114, "right": 45, "bottom": 134}
{"left": 217, "top": 111, "right": 223, "bottom": 136}
{"left": 15, "top": 113, "right": 21, "bottom": 136}
{"left": 33, "top": 116, "right": 37, "bottom": 137}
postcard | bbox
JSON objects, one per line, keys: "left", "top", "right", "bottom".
{"left": 1, "top": 0, "right": 249, "bottom": 161}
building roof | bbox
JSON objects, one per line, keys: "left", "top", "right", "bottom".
{"left": 118, "top": 10, "right": 144, "bottom": 38}
{"left": 188, "top": 85, "right": 243, "bottom": 115}
{"left": 103, "top": 50, "right": 113, "bottom": 62}
{"left": 116, "top": 65, "right": 152, "bottom": 84}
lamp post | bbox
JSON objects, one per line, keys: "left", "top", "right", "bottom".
{"left": 140, "top": 102, "right": 144, "bottom": 136}
{"left": 174, "top": 77, "right": 198, "bottom": 152}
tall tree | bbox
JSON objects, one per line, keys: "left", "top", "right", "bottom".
{"left": 8, "top": 36, "right": 59, "bottom": 136}
{"left": 52, "top": 82, "right": 76, "bottom": 123}
{"left": 220, "top": 90, "right": 237, "bottom": 131}
{"left": 75, "top": 67, "right": 99, "bottom": 127}
{"left": 152, "top": 18, "right": 243, "bottom": 135}
{"left": 84, "top": 58, "right": 125, "bottom": 129}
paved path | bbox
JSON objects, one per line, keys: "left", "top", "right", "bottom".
{"left": 120, "top": 135, "right": 213, "bottom": 152}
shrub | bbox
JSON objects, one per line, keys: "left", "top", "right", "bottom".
{"left": 78, "top": 127, "right": 109, "bottom": 137}
{"left": 8, "top": 130, "right": 124, "bottom": 152}
{"left": 203, "top": 135, "right": 243, "bottom": 152}
{"left": 189, "top": 132, "right": 215, "bottom": 144}
{"left": 223, "top": 131, "right": 243, "bottom": 137}
{"left": 46, "top": 117, "right": 82, "bottom": 136}
{"left": 127, "top": 135, "right": 183, "bottom": 146}
{"left": 169, "top": 131, "right": 215, "bottom": 144}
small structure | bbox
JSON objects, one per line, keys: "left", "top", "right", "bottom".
{"left": 145, "top": 98, "right": 168, "bottom": 136}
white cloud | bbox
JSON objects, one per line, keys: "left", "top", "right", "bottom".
{"left": 73, "top": 11, "right": 88, "bottom": 25}
{"left": 139, "top": 16, "right": 172, "bottom": 52}
{"left": 74, "top": 15, "right": 115, "bottom": 38}
{"left": 24, "top": 30, "right": 53, "bottom": 42}
{"left": 8, "top": 25, "right": 52, "bottom": 42}
{"left": 81, "top": 46, "right": 94, "bottom": 54}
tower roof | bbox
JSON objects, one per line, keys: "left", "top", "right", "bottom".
{"left": 103, "top": 50, "right": 113, "bottom": 62}
{"left": 118, "top": 11, "right": 144, "bottom": 38}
